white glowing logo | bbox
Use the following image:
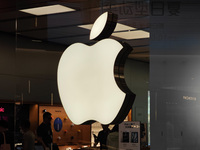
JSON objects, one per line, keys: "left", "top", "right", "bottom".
{"left": 90, "top": 12, "right": 108, "bottom": 40}
{"left": 57, "top": 12, "right": 135, "bottom": 125}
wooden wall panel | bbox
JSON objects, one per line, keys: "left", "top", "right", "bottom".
{"left": 29, "top": 104, "right": 39, "bottom": 133}
{"left": 39, "top": 105, "right": 91, "bottom": 146}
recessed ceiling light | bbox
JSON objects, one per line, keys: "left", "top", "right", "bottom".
{"left": 78, "top": 24, "right": 92, "bottom": 30}
{"left": 78, "top": 23, "right": 148, "bottom": 39}
{"left": 78, "top": 23, "right": 136, "bottom": 32}
{"left": 112, "top": 30, "right": 149, "bottom": 40}
{"left": 115, "top": 23, "right": 136, "bottom": 31}
{"left": 19, "top": 4, "right": 75, "bottom": 16}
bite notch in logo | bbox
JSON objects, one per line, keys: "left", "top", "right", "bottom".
{"left": 57, "top": 12, "right": 136, "bottom": 125}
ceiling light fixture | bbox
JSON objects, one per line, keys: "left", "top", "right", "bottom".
{"left": 79, "top": 23, "right": 136, "bottom": 32}
{"left": 78, "top": 23, "right": 148, "bottom": 39}
{"left": 19, "top": 4, "right": 75, "bottom": 16}
{"left": 112, "top": 30, "right": 149, "bottom": 40}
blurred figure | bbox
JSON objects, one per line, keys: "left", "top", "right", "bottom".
{"left": 107, "top": 124, "right": 119, "bottom": 150}
{"left": 0, "top": 120, "right": 12, "bottom": 150}
{"left": 20, "top": 119, "right": 35, "bottom": 150}
{"left": 37, "top": 112, "right": 53, "bottom": 150}
{"left": 94, "top": 124, "right": 111, "bottom": 150}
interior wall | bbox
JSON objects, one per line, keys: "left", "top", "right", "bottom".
{"left": 0, "top": 32, "right": 16, "bottom": 100}
{"left": 38, "top": 105, "right": 91, "bottom": 146}
{"left": 125, "top": 59, "right": 149, "bottom": 123}
{"left": 0, "top": 32, "right": 66, "bottom": 104}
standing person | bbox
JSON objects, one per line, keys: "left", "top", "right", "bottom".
{"left": 94, "top": 124, "right": 111, "bottom": 150}
{"left": 20, "top": 119, "right": 35, "bottom": 150}
{"left": 0, "top": 120, "right": 12, "bottom": 150}
{"left": 37, "top": 112, "right": 53, "bottom": 150}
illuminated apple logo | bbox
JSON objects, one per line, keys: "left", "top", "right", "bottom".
{"left": 57, "top": 12, "right": 135, "bottom": 125}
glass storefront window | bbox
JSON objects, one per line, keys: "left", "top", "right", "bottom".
{"left": 0, "top": 0, "right": 150, "bottom": 149}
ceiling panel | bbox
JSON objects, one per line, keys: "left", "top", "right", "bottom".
{"left": 0, "top": 0, "right": 150, "bottom": 62}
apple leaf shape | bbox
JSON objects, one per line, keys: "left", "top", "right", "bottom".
{"left": 57, "top": 39, "right": 135, "bottom": 125}
{"left": 90, "top": 12, "right": 117, "bottom": 41}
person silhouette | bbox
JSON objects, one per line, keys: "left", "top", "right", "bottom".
{"left": 20, "top": 119, "right": 35, "bottom": 150}
{"left": 37, "top": 112, "right": 53, "bottom": 150}
{"left": 0, "top": 120, "right": 12, "bottom": 150}
{"left": 94, "top": 124, "right": 111, "bottom": 150}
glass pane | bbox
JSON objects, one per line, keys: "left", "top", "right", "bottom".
{"left": 150, "top": 1, "right": 200, "bottom": 149}
{"left": 0, "top": 0, "right": 150, "bottom": 149}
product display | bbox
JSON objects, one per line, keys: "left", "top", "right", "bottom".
{"left": 39, "top": 106, "right": 91, "bottom": 146}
